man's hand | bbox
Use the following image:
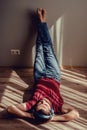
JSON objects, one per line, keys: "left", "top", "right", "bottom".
{"left": 27, "top": 113, "right": 35, "bottom": 119}
{"left": 51, "top": 104, "right": 79, "bottom": 122}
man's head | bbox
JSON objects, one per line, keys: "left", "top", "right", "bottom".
{"left": 33, "top": 98, "right": 54, "bottom": 121}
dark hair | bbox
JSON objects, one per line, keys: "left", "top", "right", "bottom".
{"left": 33, "top": 107, "right": 54, "bottom": 121}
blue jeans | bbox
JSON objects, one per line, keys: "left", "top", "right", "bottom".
{"left": 34, "top": 23, "right": 60, "bottom": 82}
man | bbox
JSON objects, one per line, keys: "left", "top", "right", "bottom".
{"left": 7, "top": 8, "right": 79, "bottom": 122}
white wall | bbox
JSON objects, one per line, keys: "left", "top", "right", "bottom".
{"left": 0, "top": 0, "right": 87, "bottom": 67}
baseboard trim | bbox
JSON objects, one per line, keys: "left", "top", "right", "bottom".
{"left": 61, "top": 66, "right": 87, "bottom": 69}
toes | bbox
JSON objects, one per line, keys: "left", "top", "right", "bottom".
{"left": 37, "top": 8, "right": 47, "bottom": 22}
{"left": 42, "top": 9, "right": 46, "bottom": 15}
{"left": 37, "top": 8, "right": 42, "bottom": 15}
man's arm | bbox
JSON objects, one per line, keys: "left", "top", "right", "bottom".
{"left": 51, "top": 104, "right": 79, "bottom": 122}
{"left": 7, "top": 90, "right": 40, "bottom": 118}
{"left": 7, "top": 103, "right": 35, "bottom": 119}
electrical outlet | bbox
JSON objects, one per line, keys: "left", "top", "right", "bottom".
{"left": 11, "top": 49, "right": 20, "bottom": 55}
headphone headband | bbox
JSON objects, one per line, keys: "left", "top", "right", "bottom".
{"left": 33, "top": 108, "right": 54, "bottom": 119}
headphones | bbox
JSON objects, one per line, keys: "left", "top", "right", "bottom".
{"left": 33, "top": 108, "right": 54, "bottom": 120}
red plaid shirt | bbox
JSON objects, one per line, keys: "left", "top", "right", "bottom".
{"left": 26, "top": 77, "right": 64, "bottom": 113}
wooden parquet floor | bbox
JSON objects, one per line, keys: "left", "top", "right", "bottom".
{"left": 0, "top": 67, "right": 87, "bottom": 130}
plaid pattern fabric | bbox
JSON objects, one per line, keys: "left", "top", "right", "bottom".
{"left": 26, "top": 77, "right": 64, "bottom": 113}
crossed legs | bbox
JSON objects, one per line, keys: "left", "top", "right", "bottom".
{"left": 34, "top": 8, "right": 61, "bottom": 82}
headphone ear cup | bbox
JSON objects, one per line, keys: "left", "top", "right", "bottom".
{"left": 50, "top": 108, "right": 54, "bottom": 117}
{"left": 51, "top": 108, "right": 54, "bottom": 115}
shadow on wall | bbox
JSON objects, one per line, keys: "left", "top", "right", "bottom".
{"left": 0, "top": 0, "right": 71, "bottom": 67}
{"left": 17, "top": 10, "right": 38, "bottom": 67}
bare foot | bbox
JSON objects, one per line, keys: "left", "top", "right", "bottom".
{"left": 37, "top": 8, "right": 47, "bottom": 23}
